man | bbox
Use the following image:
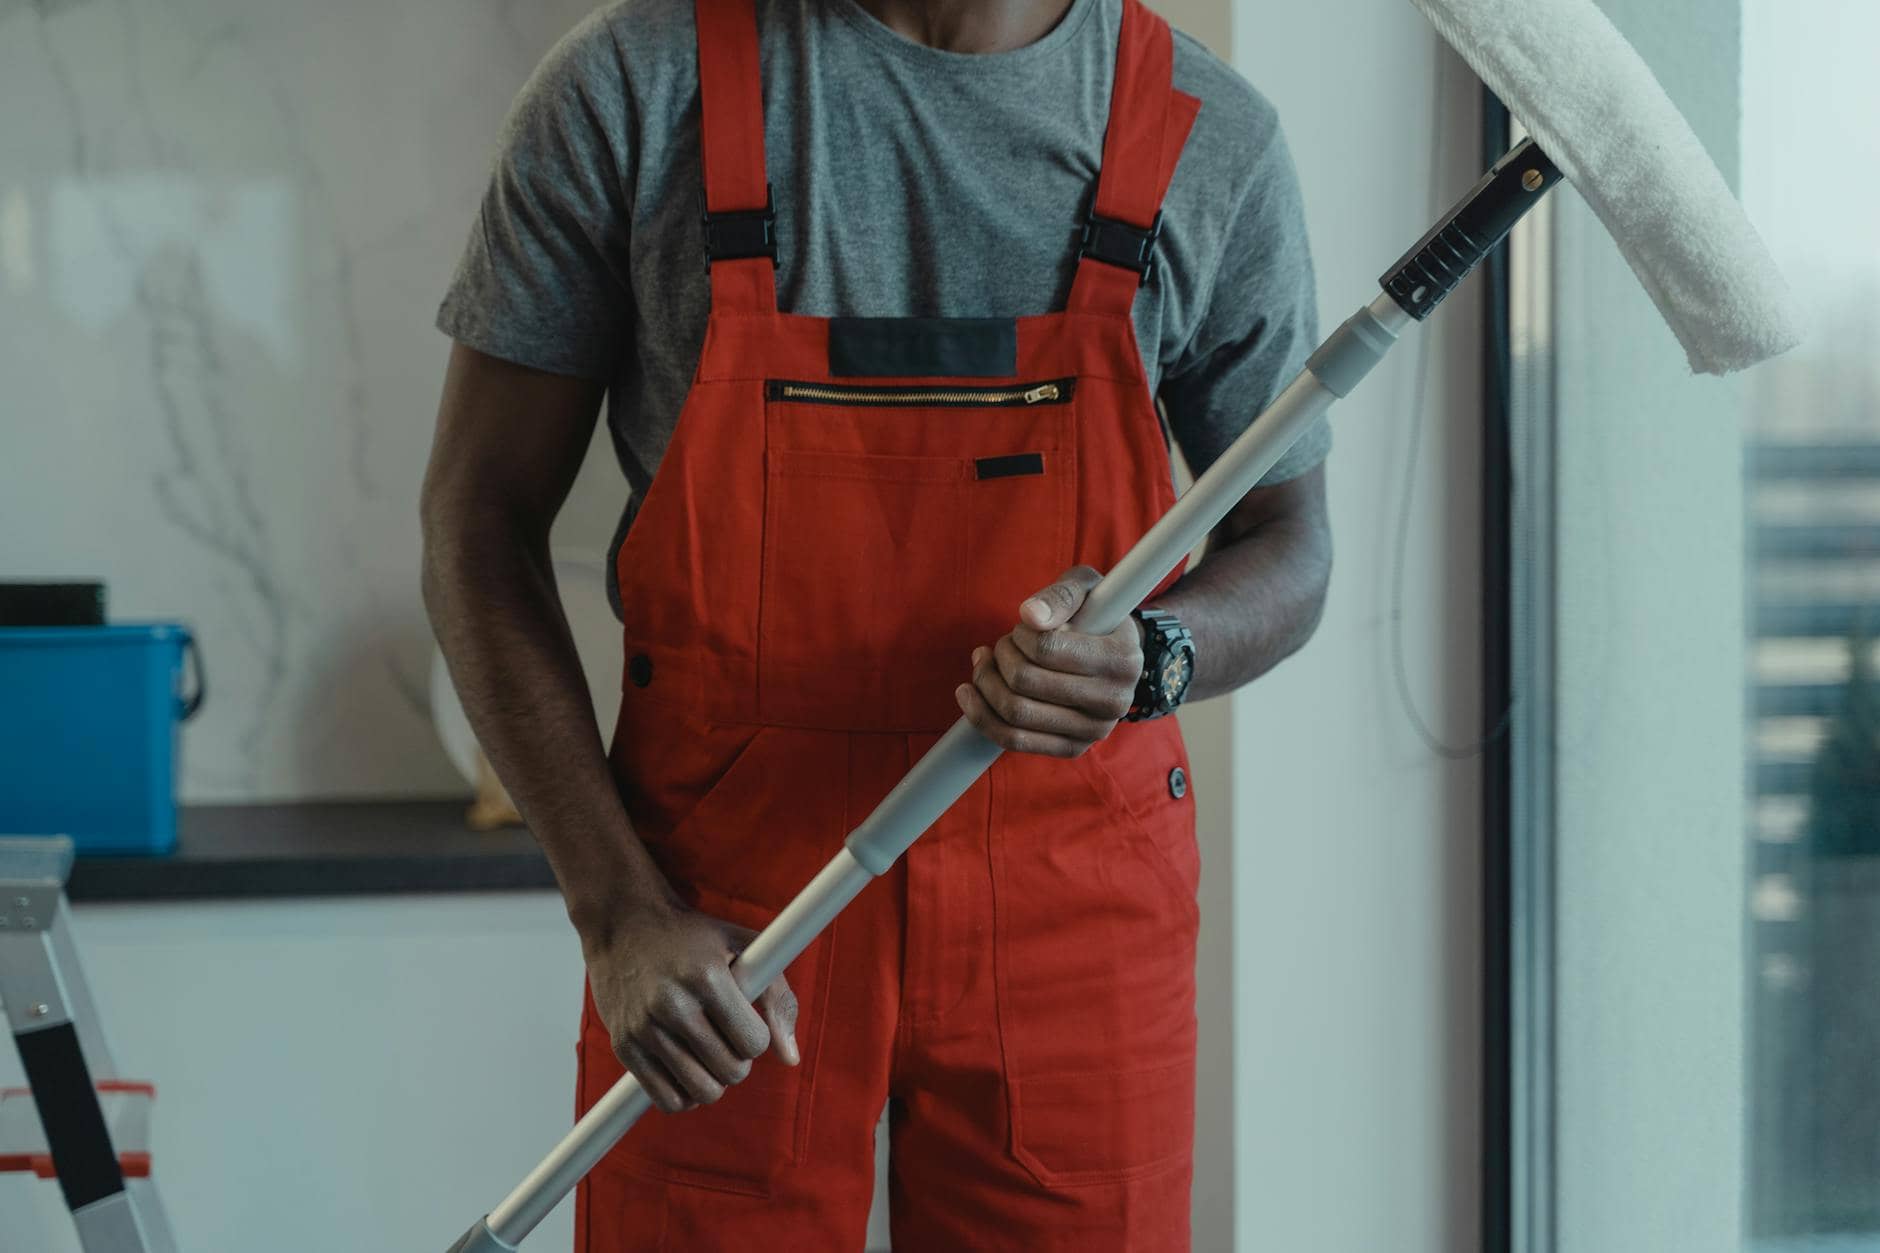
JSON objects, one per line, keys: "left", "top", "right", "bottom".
{"left": 421, "top": 0, "right": 1330, "bottom": 1247}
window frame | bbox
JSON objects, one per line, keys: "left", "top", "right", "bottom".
{"left": 1483, "top": 90, "right": 1560, "bottom": 1253}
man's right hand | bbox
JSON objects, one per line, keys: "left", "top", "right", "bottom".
{"left": 585, "top": 901, "right": 800, "bottom": 1115}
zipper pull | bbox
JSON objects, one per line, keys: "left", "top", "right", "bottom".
{"left": 1023, "top": 384, "right": 1061, "bottom": 404}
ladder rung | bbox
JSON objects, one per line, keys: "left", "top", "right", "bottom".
{"left": 0, "top": 1083, "right": 156, "bottom": 1176}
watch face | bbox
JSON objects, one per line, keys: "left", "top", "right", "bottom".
{"left": 1160, "top": 648, "right": 1194, "bottom": 704}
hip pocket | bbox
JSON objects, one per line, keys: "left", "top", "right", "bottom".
{"left": 581, "top": 883, "right": 837, "bottom": 1199}
{"left": 756, "top": 380, "right": 1076, "bottom": 731}
{"left": 1081, "top": 718, "right": 1201, "bottom": 927}
{"left": 608, "top": 690, "right": 848, "bottom": 916}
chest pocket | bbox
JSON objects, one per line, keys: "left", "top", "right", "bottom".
{"left": 756, "top": 378, "right": 1077, "bottom": 733}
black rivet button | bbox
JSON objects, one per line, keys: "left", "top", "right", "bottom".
{"left": 1167, "top": 766, "right": 1187, "bottom": 799}
{"left": 627, "top": 654, "right": 653, "bottom": 688}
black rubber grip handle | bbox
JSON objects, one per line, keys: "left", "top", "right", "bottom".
{"left": 1382, "top": 138, "right": 1565, "bottom": 321}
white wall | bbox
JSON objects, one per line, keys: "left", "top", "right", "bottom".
{"left": 1227, "top": 6, "right": 1488, "bottom": 1253}
{"left": 0, "top": 894, "right": 584, "bottom": 1252}
{"left": 0, "top": 0, "right": 599, "bottom": 803}
{"left": 1550, "top": 2, "right": 1747, "bottom": 1250}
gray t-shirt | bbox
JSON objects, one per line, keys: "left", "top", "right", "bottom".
{"left": 438, "top": 0, "right": 1326, "bottom": 581}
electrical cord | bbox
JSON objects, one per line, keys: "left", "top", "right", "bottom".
{"left": 1388, "top": 41, "right": 1515, "bottom": 760}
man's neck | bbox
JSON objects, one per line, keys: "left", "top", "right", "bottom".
{"left": 851, "top": 0, "right": 1076, "bottom": 54}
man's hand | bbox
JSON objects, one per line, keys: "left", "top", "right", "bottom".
{"left": 586, "top": 901, "right": 800, "bottom": 1115}
{"left": 955, "top": 565, "right": 1142, "bottom": 758}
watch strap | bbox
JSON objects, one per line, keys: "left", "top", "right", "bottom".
{"left": 1126, "top": 607, "right": 1194, "bottom": 722}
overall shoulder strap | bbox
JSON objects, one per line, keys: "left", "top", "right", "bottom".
{"left": 695, "top": 0, "right": 778, "bottom": 315}
{"left": 1067, "top": 0, "right": 1201, "bottom": 317}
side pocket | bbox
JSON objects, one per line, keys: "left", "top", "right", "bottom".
{"left": 989, "top": 754, "right": 1199, "bottom": 1188}
{"left": 1008, "top": 1061, "right": 1195, "bottom": 1189}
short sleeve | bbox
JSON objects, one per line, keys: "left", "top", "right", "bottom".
{"left": 436, "top": 14, "right": 634, "bottom": 381}
{"left": 1160, "top": 127, "right": 1326, "bottom": 483}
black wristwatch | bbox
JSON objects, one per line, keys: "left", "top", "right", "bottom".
{"left": 1125, "top": 607, "right": 1195, "bottom": 722}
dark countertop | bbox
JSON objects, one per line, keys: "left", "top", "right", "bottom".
{"left": 67, "top": 801, "right": 556, "bottom": 902}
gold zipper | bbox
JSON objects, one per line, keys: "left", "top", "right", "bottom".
{"left": 767, "top": 379, "right": 1073, "bottom": 407}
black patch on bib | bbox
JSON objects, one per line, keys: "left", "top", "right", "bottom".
{"left": 828, "top": 317, "right": 1018, "bottom": 378}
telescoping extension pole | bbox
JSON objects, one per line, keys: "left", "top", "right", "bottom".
{"left": 445, "top": 138, "right": 1564, "bottom": 1253}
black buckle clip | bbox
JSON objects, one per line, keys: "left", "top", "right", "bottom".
{"left": 1079, "top": 207, "right": 1163, "bottom": 287}
{"left": 702, "top": 184, "right": 779, "bottom": 268}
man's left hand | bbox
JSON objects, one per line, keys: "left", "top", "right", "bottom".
{"left": 954, "top": 565, "right": 1142, "bottom": 758}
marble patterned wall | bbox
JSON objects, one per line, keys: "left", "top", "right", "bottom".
{"left": 0, "top": 0, "right": 612, "bottom": 800}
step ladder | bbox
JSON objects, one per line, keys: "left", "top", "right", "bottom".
{"left": 0, "top": 837, "right": 176, "bottom": 1252}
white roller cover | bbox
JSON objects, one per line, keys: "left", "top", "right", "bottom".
{"left": 1412, "top": 0, "right": 1803, "bottom": 374}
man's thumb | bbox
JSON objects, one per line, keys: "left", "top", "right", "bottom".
{"left": 1020, "top": 565, "right": 1102, "bottom": 629}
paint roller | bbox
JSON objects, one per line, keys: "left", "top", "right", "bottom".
{"left": 445, "top": 0, "right": 1801, "bottom": 1247}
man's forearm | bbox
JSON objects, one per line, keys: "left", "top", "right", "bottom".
{"left": 422, "top": 521, "right": 676, "bottom": 943}
{"left": 1150, "top": 483, "right": 1332, "bottom": 704}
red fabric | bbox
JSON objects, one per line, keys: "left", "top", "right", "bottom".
{"left": 695, "top": 0, "right": 777, "bottom": 315}
{"left": 1067, "top": 0, "right": 1201, "bottom": 316}
{"left": 576, "top": 0, "right": 1202, "bottom": 1247}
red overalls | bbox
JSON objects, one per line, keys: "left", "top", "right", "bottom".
{"left": 576, "top": 1, "right": 1203, "bottom": 1247}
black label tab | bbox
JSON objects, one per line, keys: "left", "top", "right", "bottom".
{"left": 829, "top": 317, "right": 1018, "bottom": 378}
{"left": 974, "top": 453, "right": 1046, "bottom": 480}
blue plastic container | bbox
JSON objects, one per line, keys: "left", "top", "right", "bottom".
{"left": 0, "top": 624, "right": 204, "bottom": 855}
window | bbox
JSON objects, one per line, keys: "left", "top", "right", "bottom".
{"left": 1505, "top": 4, "right": 1877, "bottom": 1251}
{"left": 1742, "top": 1, "right": 1880, "bottom": 1245}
